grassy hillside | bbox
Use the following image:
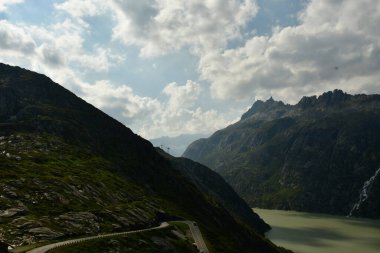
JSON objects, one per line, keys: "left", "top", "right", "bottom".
{"left": 0, "top": 63, "right": 288, "bottom": 253}
{"left": 49, "top": 226, "right": 198, "bottom": 253}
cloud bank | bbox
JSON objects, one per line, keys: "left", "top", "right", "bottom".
{"left": 199, "top": 0, "right": 380, "bottom": 102}
{"left": 1, "top": 0, "right": 380, "bottom": 138}
{"left": 111, "top": 0, "right": 258, "bottom": 57}
{"left": 81, "top": 80, "right": 234, "bottom": 138}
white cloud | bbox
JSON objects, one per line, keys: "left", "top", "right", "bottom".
{"left": 3, "top": 0, "right": 380, "bottom": 139}
{"left": 81, "top": 80, "right": 159, "bottom": 117}
{"left": 54, "top": 0, "right": 107, "bottom": 18}
{"left": 198, "top": 0, "right": 380, "bottom": 103}
{"left": 0, "top": 0, "right": 23, "bottom": 12}
{"left": 0, "top": 16, "right": 122, "bottom": 81}
{"left": 80, "top": 79, "right": 233, "bottom": 138}
{"left": 71, "top": 46, "right": 125, "bottom": 72}
{"left": 38, "top": 43, "right": 65, "bottom": 67}
{"left": 111, "top": 0, "right": 258, "bottom": 57}
{"left": 0, "top": 20, "right": 36, "bottom": 55}
{"left": 163, "top": 81, "right": 201, "bottom": 111}
{"left": 1, "top": 0, "right": 239, "bottom": 138}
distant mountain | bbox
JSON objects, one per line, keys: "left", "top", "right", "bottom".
{"left": 150, "top": 134, "right": 208, "bottom": 157}
{"left": 0, "top": 63, "right": 289, "bottom": 253}
{"left": 184, "top": 90, "right": 380, "bottom": 218}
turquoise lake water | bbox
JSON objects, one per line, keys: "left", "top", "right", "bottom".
{"left": 254, "top": 208, "right": 380, "bottom": 253}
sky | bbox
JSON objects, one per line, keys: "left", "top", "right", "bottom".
{"left": 0, "top": 0, "right": 379, "bottom": 139}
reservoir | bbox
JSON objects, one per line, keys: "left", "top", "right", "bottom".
{"left": 254, "top": 208, "right": 380, "bottom": 253}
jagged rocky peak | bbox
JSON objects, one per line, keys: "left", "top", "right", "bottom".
{"left": 241, "top": 96, "right": 287, "bottom": 121}
{"left": 297, "top": 95, "right": 317, "bottom": 108}
{"left": 296, "top": 89, "right": 352, "bottom": 109}
{"left": 316, "top": 89, "right": 351, "bottom": 106}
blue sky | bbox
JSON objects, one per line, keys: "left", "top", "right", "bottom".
{"left": 1, "top": 0, "right": 379, "bottom": 138}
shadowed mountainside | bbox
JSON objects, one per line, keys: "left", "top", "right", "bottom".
{"left": 184, "top": 90, "right": 380, "bottom": 218}
{"left": 0, "top": 63, "right": 289, "bottom": 253}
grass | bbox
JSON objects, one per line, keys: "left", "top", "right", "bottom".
{"left": 48, "top": 227, "right": 198, "bottom": 253}
{"left": 167, "top": 222, "right": 189, "bottom": 235}
{"left": 11, "top": 243, "right": 46, "bottom": 253}
{"left": 0, "top": 132, "right": 288, "bottom": 253}
{"left": 168, "top": 222, "right": 194, "bottom": 243}
{"left": 1, "top": 64, "right": 293, "bottom": 253}
{"left": 0, "top": 133, "right": 166, "bottom": 242}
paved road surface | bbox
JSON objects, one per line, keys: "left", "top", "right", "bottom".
{"left": 26, "top": 221, "right": 209, "bottom": 253}
{"left": 184, "top": 221, "right": 210, "bottom": 253}
{"left": 26, "top": 222, "right": 169, "bottom": 253}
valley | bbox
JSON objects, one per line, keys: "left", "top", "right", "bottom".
{"left": 2, "top": 1, "right": 380, "bottom": 252}
{"left": 0, "top": 63, "right": 287, "bottom": 253}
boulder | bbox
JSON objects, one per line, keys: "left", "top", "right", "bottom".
{"left": 0, "top": 208, "right": 26, "bottom": 218}
{"left": 28, "top": 227, "right": 63, "bottom": 240}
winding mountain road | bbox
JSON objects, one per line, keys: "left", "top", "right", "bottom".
{"left": 184, "top": 221, "right": 210, "bottom": 253}
{"left": 26, "top": 222, "right": 169, "bottom": 253}
{"left": 26, "top": 221, "right": 209, "bottom": 253}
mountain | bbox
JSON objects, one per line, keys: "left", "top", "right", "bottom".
{"left": 183, "top": 90, "right": 380, "bottom": 218}
{"left": 150, "top": 134, "right": 208, "bottom": 157}
{"left": 158, "top": 148, "right": 270, "bottom": 232}
{"left": 0, "top": 63, "right": 289, "bottom": 253}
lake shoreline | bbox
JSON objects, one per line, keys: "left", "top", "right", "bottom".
{"left": 254, "top": 208, "right": 380, "bottom": 253}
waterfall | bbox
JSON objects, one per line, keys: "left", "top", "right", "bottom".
{"left": 348, "top": 167, "right": 380, "bottom": 217}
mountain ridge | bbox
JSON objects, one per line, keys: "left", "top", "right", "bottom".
{"left": 0, "top": 63, "right": 288, "bottom": 253}
{"left": 184, "top": 89, "right": 380, "bottom": 218}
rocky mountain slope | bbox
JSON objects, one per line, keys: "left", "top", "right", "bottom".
{"left": 183, "top": 90, "right": 380, "bottom": 218}
{"left": 159, "top": 149, "right": 270, "bottom": 233}
{"left": 0, "top": 63, "right": 288, "bottom": 253}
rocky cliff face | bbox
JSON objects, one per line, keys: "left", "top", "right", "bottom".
{"left": 184, "top": 90, "right": 380, "bottom": 218}
{"left": 0, "top": 63, "right": 287, "bottom": 253}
